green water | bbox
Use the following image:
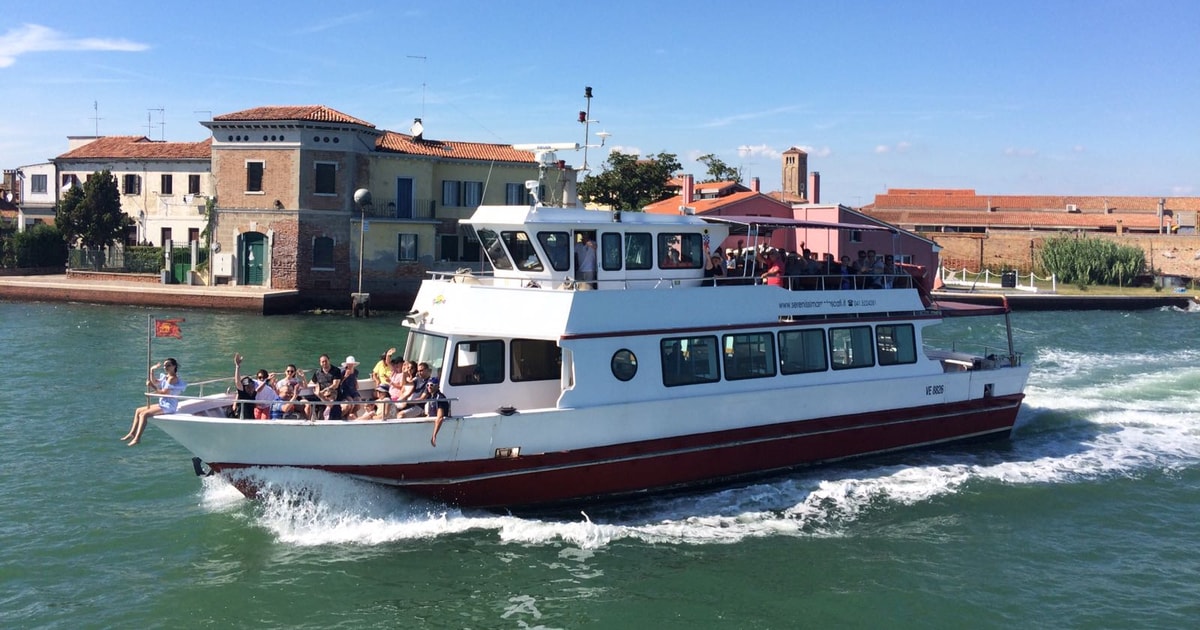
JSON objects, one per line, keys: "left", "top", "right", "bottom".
{"left": 3, "top": 300, "right": 1200, "bottom": 628}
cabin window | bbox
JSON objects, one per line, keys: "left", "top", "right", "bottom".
{"left": 407, "top": 332, "right": 448, "bottom": 378}
{"left": 537, "top": 231, "right": 571, "bottom": 271}
{"left": 876, "top": 324, "right": 917, "bottom": 366}
{"left": 502, "top": 231, "right": 543, "bottom": 271}
{"left": 449, "top": 340, "right": 505, "bottom": 385}
{"left": 722, "top": 333, "right": 776, "bottom": 380}
{"left": 779, "top": 329, "right": 828, "bottom": 374}
{"left": 477, "top": 228, "right": 513, "bottom": 270}
{"left": 511, "top": 339, "right": 561, "bottom": 382}
{"left": 660, "top": 336, "right": 720, "bottom": 387}
{"left": 657, "top": 233, "right": 703, "bottom": 269}
{"left": 625, "top": 233, "right": 652, "bottom": 270}
{"left": 601, "top": 233, "right": 623, "bottom": 271}
{"left": 829, "top": 326, "right": 875, "bottom": 370}
{"left": 611, "top": 349, "right": 637, "bottom": 381}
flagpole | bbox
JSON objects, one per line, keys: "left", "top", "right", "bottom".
{"left": 147, "top": 315, "right": 153, "bottom": 389}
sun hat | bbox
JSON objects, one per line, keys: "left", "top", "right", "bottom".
{"left": 342, "top": 355, "right": 358, "bottom": 368}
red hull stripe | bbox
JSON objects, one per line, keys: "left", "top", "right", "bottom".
{"left": 212, "top": 394, "right": 1023, "bottom": 508}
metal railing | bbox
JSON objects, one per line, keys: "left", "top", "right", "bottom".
{"left": 359, "top": 197, "right": 437, "bottom": 220}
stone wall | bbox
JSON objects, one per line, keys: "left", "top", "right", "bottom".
{"left": 935, "top": 231, "right": 1200, "bottom": 277}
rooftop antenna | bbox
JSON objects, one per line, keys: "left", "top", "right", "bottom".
{"left": 407, "top": 55, "right": 427, "bottom": 119}
{"left": 147, "top": 107, "right": 165, "bottom": 140}
{"left": 90, "top": 100, "right": 103, "bottom": 136}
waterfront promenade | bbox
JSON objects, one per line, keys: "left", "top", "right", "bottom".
{"left": 1, "top": 273, "right": 1194, "bottom": 314}
{"left": 0, "top": 274, "right": 300, "bottom": 314}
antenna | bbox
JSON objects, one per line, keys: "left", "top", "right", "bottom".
{"left": 90, "top": 100, "right": 103, "bottom": 136}
{"left": 147, "top": 107, "right": 165, "bottom": 140}
{"left": 579, "top": 86, "right": 597, "bottom": 174}
{"left": 407, "top": 55, "right": 427, "bottom": 119}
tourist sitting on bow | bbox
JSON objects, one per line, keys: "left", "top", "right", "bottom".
{"left": 123, "top": 357, "right": 186, "bottom": 446}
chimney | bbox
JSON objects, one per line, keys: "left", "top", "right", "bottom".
{"left": 808, "top": 171, "right": 820, "bottom": 204}
{"left": 750, "top": 177, "right": 760, "bottom": 193}
{"left": 681, "top": 174, "right": 694, "bottom": 206}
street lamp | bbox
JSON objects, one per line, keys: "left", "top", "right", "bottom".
{"left": 352, "top": 188, "right": 372, "bottom": 317}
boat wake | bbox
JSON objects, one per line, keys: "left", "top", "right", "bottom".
{"left": 196, "top": 348, "right": 1200, "bottom": 549}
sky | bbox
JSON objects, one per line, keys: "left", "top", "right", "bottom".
{"left": 1, "top": 0, "right": 1197, "bottom": 206}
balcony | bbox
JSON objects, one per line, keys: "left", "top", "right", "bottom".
{"left": 358, "top": 197, "right": 436, "bottom": 220}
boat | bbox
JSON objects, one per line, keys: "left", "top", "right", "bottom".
{"left": 151, "top": 158, "right": 1031, "bottom": 510}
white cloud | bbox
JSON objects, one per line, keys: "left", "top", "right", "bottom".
{"left": 1072, "top": 145, "right": 1085, "bottom": 153}
{"left": 797, "top": 144, "right": 832, "bottom": 158}
{"left": 1004, "top": 147, "right": 1039, "bottom": 157}
{"left": 873, "top": 142, "right": 908, "bottom": 155}
{"left": 608, "top": 145, "right": 641, "bottom": 156}
{"left": 1171, "top": 185, "right": 1195, "bottom": 195}
{"left": 737, "top": 144, "right": 782, "bottom": 160}
{"left": 700, "top": 105, "right": 801, "bottom": 129}
{"left": 0, "top": 24, "right": 148, "bottom": 68}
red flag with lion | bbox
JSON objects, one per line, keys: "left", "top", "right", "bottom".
{"left": 154, "top": 318, "right": 185, "bottom": 339}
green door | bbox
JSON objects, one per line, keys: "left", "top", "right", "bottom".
{"left": 242, "top": 232, "right": 266, "bottom": 285}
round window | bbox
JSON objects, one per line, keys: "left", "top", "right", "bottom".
{"left": 611, "top": 349, "right": 637, "bottom": 381}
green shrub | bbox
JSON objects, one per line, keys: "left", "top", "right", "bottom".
{"left": 1, "top": 224, "right": 67, "bottom": 268}
{"left": 1039, "top": 235, "right": 1145, "bottom": 286}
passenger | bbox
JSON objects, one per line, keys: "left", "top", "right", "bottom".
{"left": 761, "top": 251, "right": 785, "bottom": 287}
{"left": 339, "top": 356, "right": 362, "bottom": 419}
{"left": 426, "top": 377, "right": 452, "bottom": 447}
{"left": 402, "top": 362, "right": 433, "bottom": 418}
{"left": 574, "top": 238, "right": 598, "bottom": 289}
{"left": 357, "top": 384, "right": 391, "bottom": 420}
{"left": 703, "top": 243, "right": 725, "bottom": 284}
{"left": 388, "top": 357, "right": 413, "bottom": 413}
{"left": 123, "top": 357, "right": 186, "bottom": 446}
{"left": 252, "top": 368, "right": 280, "bottom": 420}
{"left": 230, "top": 353, "right": 258, "bottom": 419}
{"left": 371, "top": 348, "right": 396, "bottom": 389}
{"left": 839, "top": 255, "right": 856, "bottom": 290}
{"left": 853, "top": 250, "right": 869, "bottom": 274}
{"left": 883, "top": 255, "right": 898, "bottom": 288}
{"left": 306, "top": 353, "right": 343, "bottom": 420}
{"left": 273, "top": 364, "right": 303, "bottom": 418}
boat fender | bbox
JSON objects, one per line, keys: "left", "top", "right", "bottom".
{"left": 191, "top": 457, "right": 214, "bottom": 477}
{"left": 497, "top": 406, "right": 518, "bottom": 416}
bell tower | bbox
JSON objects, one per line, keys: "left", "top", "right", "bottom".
{"left": 781, "top": 147, "right": 808, "bottom": 201}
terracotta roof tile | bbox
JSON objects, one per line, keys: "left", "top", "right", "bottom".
{"left": 873, "top": 188, "right": 1200, "bottom": 213}
{"left": 375, "top": 131, "right": 535, "bottom": 163}
{"left": 56, "top": 136, "right": 212, "bottom": 160}
{"left": 644, "top": 190, "right": 785, "bottom": 215}
{"left": 213, "top": 105, "right": 374, "bottom": 128}
{"left": 864, "top": 208, "right": 1165, "bottom": 230}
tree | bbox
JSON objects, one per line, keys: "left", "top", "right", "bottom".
{"left": 578, "top": 151, "right": 681, "bottom": 211}
{"left": 696, "top": 153, "right": 742, "bottom": 183}
{"left": 56, "top": 169, "right": 130, "bottom": 249}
